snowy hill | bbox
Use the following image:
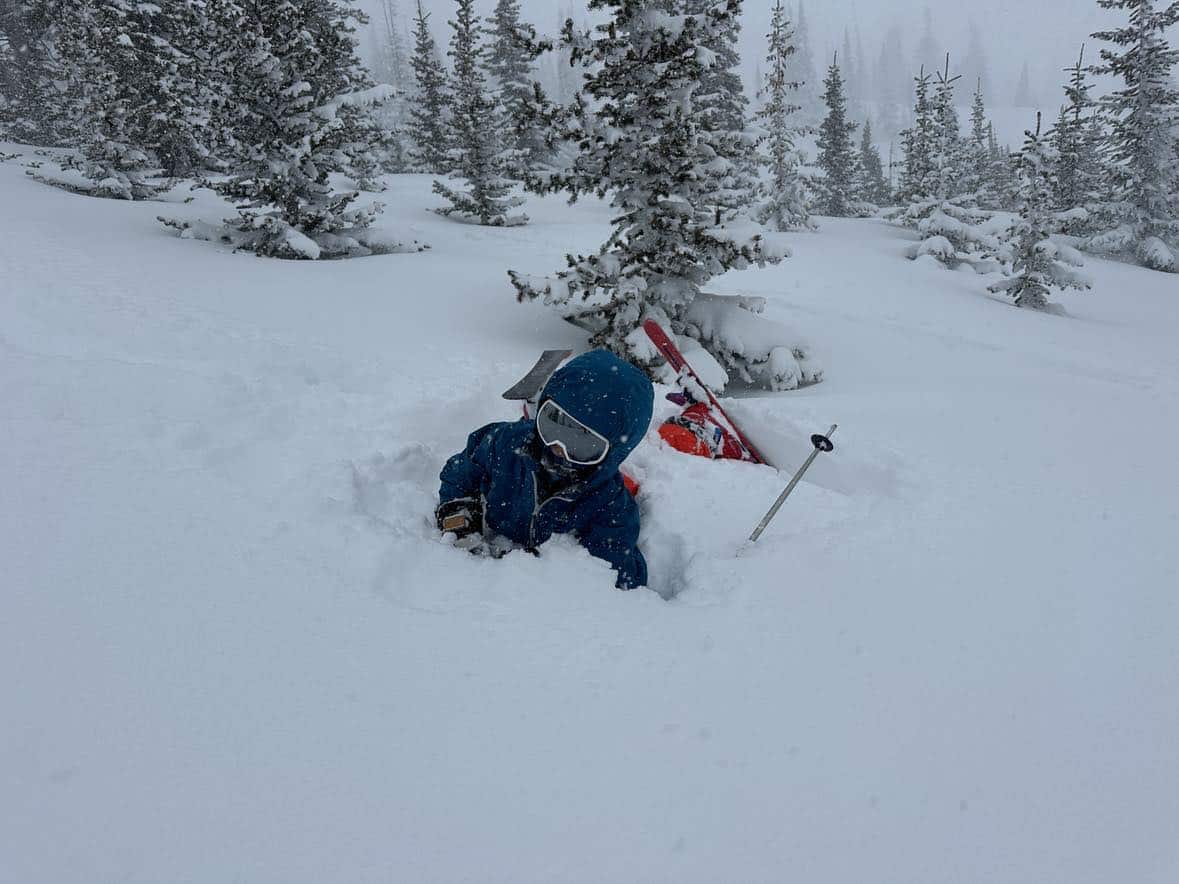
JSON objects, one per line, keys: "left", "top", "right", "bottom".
{"left": 3, "top": 153, "right": 1178, "bottom": 883}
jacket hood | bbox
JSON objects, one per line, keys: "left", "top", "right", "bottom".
{"left": 539, "top": 349, "right": 654, "bottom": 477}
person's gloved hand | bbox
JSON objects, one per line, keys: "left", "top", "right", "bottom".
{"left": 435, "top": 497, "right": 483, "bottom": 540}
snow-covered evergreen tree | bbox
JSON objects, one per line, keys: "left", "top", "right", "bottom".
{"left": 815, "top": 53, "right": 860, "bottom": 216}
{"left": 964, "top": 79, "right": 992, "bottom": 204}
{"left": 1086, "top": 0, "right": 1179, "bottom": 272}
{"left": 755, "top": 0, "right": 810, "bottom": 231}
{"left": 485, "top": 0, "right": 548, "bottom": 176}
{"left": 897, "top": 68, "right": 934, "bottom": 202}
{"left": 841, "top": 28, "right": 857, "bottom": 108}
{"left": 432, "top": 0, "right": 526, "bottom": 226}
{"left": 856, "top": 117, "right": 891, "bottom": 206}
{"left": 854, "top": 26, "right": 868, "bottom": 109}
{"left": 1014, "top": 60, "right": 1037, "bottom": 108}
{"left": 785, "top": 0, "right": 821, "bottom": 124}
{"left": 894, "top": 58, "right": 1006, "bottom": 271}
{"left": 990, "top": 115, "right": 1092, "bottom": 310}
{"left": 0, "top": 0, "right": 70, "bottom": 146}
{"left": 971, "top": 84, "right": 990, "bottom": 149}
{"left": 163, "top": 0, "right": 410, "bottom": 259}
{"left": 46, "top": 0, "right": 212, "bottom": 198}
{"left": 687, "top": 0, "right": 757, "bottom": 216}
{"left": 960, "top": 21, "right": 991, "bottom": 102}
{"left": 367, "top": 0, "right": 412, "bottom": 173}
{"left": 484, "top": 0, "right": 531, "bottom": 102}
{"left": 913, "top": 8, "right": 941, "bottom": 80}
{"left": 985, "top": 125, "right": 1021, "bottom": 211}
{"left": 873, "top": 22, "right": 908, "bottom": 115}
{"left": 1049, "top": 46, "right": 1105, "bottom": 232}
{"left": 373, "top": 0, "right": 411, "bottom": 90}
{"left": 407, "top": 0, "right": 451, "bottom": 173}
{"left": 552, "top": 4, "right": 579, "bottom": 104}
{"left": 510, "top": 0, "right": 816, "bottom": 392}
{"left": 927, "top": 57, "right": 964, "bottom": 202}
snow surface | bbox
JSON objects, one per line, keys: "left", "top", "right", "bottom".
{"left": 3, "top": 151, "right": 1179, "bottom": 883}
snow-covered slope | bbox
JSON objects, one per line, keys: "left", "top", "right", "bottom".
{"left": 3, "top": 153, "right": 1177, "bottom": 884}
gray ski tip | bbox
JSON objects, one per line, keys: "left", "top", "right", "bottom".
{"left": 502, "top": 349, "right": 574, "bottom": 400}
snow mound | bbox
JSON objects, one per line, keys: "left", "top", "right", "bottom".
{"left": 682, "top": 293, "right": 823, "bottom": 391}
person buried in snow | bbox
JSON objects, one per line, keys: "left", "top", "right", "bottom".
{"left": 436, "top": 350, "right": 655, "bottom": 590}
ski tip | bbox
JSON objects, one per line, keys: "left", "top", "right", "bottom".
{"left": 642, "top": 318, "right": 670, "bottom": 338}
{"left": 501, "top": 349, "right": 574, "bottom": 401}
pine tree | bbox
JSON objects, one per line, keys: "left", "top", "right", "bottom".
{"left": 842, "top": 28, "right": 857, "bottom": 107}
{"left": 815, "top": 53, "right": 859, "bottom": 216}
{"left": 368, "top": 0, "right": 412, "bottom": 173}
{"left": 407, "top": 0, "right": 451, "bottom": 173}
{"left": 913, "top": 8, "right": 940, "bottom": 80}
{"left": 928, "top": 56, "right": 964, "bottom": 202}
{"left": 856, "top": 117, "right": 891, "bottom": 206}
{"left": 755, "top": 0, "right": 810, "bottom": 231}
{"left": 47, "top": 0, "right": 211, "bottom": 198}
{"left": 0, "top": 0, "right": 70, "bottom": 146}
{"left": 985, "top": 128, "right": 1021, "bottom": 211}
{"left": 870, "top": 22, "right": 908, "bottom": 140}
{"left": 990, "top": 114, "right": 1091, "bottom": 310}
{"left": 984, "top": 123, "right": 1008, "bottom": 207}
{"left": 373, "top": 0, "right": 411, "bottom": 90}
{"left": 1087, "top": 0, "right": 1179, "bottom": 272}
{"left": 969, "top": 83, "right": 988, "bottom": 152}
{"left": 554, "top": 4, "right": 578, "bottom": 103}
{"left": 786, "top": 0, "right": 820, "bottom": 124}
{"left": 485, "top": 0, "right": 547, "bottom": 175}
{"left": 965, "top": 79, "right": 993, "bottom": 204}
{"left": 894, "top": 58, "right": 1005, "bottom": 272}
{"left": 1014, "top": 60, "right": 1037, "bottom": 108}
{"left": 897, "top": 67, "right": 934, "bottom": 202}
{"left": 854, "top": 25, "right": 868, "bottom": 108}
{"left": 510, "top": 0, "right": 814, "bottom": 392}
{"left": 960, "top": 21, "right": 991, "bottom": 102}
{"left": 1050, "top": 46, "right": 1104, "bottom": 230}
{"left": 149, "top": 2, "right": 222, "bottom": 178}
{"left": 687, "top": 0, "right": 757, "bottom": 218}
{"left": 163, "top": 0, "right": 407, "bottom": 259}
{"left": 874, "top": 23, "right": 906, "bottom": 108}
{"left": 433, "top": 0, "right": 526, "bottom": 226}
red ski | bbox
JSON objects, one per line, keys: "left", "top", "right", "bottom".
{"left": 642, "top": 319, "right": 771, "bottom": 467}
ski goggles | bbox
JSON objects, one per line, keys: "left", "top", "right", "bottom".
{"left": 535, "top": 399, "right": 611, "bottom": 466}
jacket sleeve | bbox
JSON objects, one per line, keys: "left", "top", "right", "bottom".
{"left": 438, "top": 423, "right": 503, "bottom": 504}
{"left": 576, "top": 482, "right": 648, "bottom": 590}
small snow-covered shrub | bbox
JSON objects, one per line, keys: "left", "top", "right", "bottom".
{"left": 989, "top": 116, "right": 1091, "bottom": 311}
{"left": 988, "top": 238, "right": 1090, "bottom": 311}
{"left": 158, "top": 216, "right": 428, "bottom": 260}
{"left": 896, "top": 198, "right": 1009, "bottom": 273}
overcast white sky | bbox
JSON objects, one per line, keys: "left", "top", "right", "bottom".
{"left": 360, "top": 0, "right": 1150, "bottom": 106}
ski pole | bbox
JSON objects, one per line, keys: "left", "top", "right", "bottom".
{"left": 747, "top": 426, "right": 837, "bottom": 544}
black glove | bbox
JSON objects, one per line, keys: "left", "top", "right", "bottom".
{"left": 435, "top": 497, "right": 483, "bottom": 539}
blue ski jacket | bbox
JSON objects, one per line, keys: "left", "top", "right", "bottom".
{"left": 438, "top": 350, "right": 655, "bottom": 589}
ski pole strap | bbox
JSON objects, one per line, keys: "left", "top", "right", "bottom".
{"left": 748, "top": 425, "right": 837, "bottom": 544}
